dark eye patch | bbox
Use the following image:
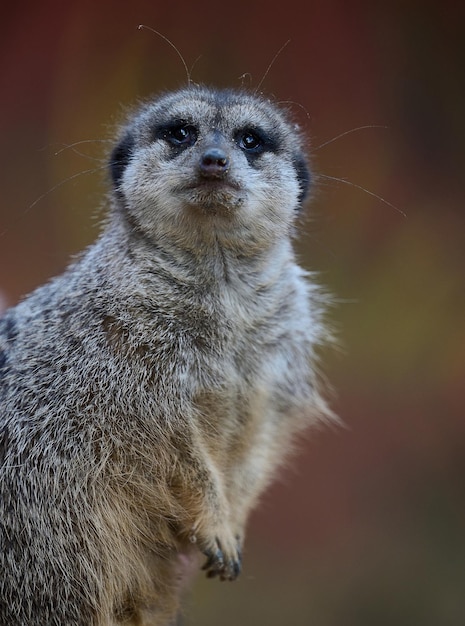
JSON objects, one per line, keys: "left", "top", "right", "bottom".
{"left": 234, "top": 126, "right": 279, "bottom": 162}
{"left": 153, "top": 119, "right": 198, "bottom": 151}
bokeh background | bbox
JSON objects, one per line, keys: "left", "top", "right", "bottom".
{"left": 1, "top": 1, "right": 464, "bottom": 624}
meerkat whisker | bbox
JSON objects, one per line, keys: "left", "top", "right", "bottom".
{"left": 137, "top": 25, "right": 192, "bottom": 85}
{"left": 319, "top": 172, "right": 406, "bottom": 217}
{"left": 53, "top": 138, "right": 113, "bottom": 157}
{"left": 28, "top": 165, "right": 108, "bottom": 211}
{"left": 315, "top": 125, "right": 389, "bottom": 150}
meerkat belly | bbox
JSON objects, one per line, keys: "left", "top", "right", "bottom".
{"left": 192, "top": 342, "right": 301, "bottom": 508}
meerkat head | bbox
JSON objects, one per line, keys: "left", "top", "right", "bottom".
{"left": 109, "top": 86, "right": 310, "bottom": 251}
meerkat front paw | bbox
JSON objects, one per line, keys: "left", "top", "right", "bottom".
{"left": 200, "top": 534, "right": 242, "bottom": 581}
{"left": 190, "top": 529, "right": 242, "bottom": 582}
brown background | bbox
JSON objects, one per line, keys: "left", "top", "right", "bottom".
{"left": 1, "top": 1, "right": 464, "bottom": 624}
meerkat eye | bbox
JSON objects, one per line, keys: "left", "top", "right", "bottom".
{"left": 238, "top": 130, "right": 263, "bottom": 152}
{"left": 235, "top": 127, "right": 278, "bottom": 157}
{"left": 163, "top": 123, "right": 198, "bottom": 147}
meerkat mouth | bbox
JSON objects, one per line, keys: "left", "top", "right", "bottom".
{"left": 179, "top": 179, "right": 245, "bottom": 214}
{"left": 184, "top": 178, "right": 242, "bottom": 192}
{"left": 186, "top": 192, "right": 244, "bottom": 215}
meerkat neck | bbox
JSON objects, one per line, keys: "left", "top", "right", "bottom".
{"left": 104, "top": 211, "right": 296, "bottom": 290}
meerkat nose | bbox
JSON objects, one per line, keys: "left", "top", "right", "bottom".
{"left": 199, "top": 147, "right": 230, "bottom": 179}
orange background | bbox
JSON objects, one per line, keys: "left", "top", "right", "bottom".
{"left": 1, "top": 1, "right": 464, "bottom": 624}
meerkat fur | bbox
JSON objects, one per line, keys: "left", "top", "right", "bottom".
{"left": 0, "top": 85, "right": 333, "bottom": 625}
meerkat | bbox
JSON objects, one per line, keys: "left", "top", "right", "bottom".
{"left": 0, "top": 85, "right": 333, "bottom": 626}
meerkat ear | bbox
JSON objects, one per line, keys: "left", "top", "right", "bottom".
{"left": 110, "top": 133, "right": 135, "bottom": 188}
{"left": 293, "top": 154, "right": 311, "bottom": 209}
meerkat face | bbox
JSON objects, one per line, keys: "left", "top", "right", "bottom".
{"left": 110, "top": 86, "right": 310, "bottom": 249}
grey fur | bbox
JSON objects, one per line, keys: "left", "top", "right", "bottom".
{"left": 0, "top": 85, "right": 333, "bottom": 625}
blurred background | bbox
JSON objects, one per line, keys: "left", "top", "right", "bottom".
{"left": 1, "top": 1, "right": 464, "bottom": 624}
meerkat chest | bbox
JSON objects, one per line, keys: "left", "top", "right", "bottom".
{"left": 191, "top": 296, "right": 300, "bottom": 440}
